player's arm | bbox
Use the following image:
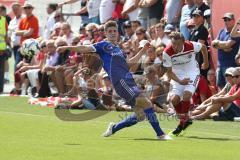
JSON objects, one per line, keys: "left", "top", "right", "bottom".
{"left": 165, "top": 67, "right": 190, "bottom": 85}
{"left": 56, "top": 45, "right": 95, "bottom": 54}
{"left": 212, "top": 91, "right": 240, "bottom": 104}
{"left": 199, "top": 43, "right": 209, "bottom": 70}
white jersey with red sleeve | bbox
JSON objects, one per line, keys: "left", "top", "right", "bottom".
{"left": 162, "top": 41, "right": 202, "bottom": 76}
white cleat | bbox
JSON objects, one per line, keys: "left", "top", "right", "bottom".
{"left": 157, "top": 134, "right": 173, "bottom": 140}
{"left": 102, "top": 122, "right": 115, "bottom": 137}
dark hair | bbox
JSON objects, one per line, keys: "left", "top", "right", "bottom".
{"left": 0, "top": 4, "right": 6, "bottom": 12}
{"left": 48, "top": 3, "right": 58, "bottom": 11}
{"left": 131, "top": 20, "right": 141, "bottom": 26}
{"left": 104, "top": 20, "right": 118, "bottom": 31}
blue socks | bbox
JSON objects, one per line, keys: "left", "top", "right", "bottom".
{"left": 144, "top": 107, "right": 165, "bottom": 136}
{"left": 112, "top": 113, "right": 138, "bottom": 133}
{"left": 112, "top": 107, "right": 164, "bottom": 136}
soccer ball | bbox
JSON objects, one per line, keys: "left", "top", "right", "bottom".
{"left": 21, "top": 39, "right": 40, "bottom": 58}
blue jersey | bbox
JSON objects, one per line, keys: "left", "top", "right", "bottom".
{"left": 93, "top": 41, "right": 134, "bottom": 85}
{"left": 93, "top": 41, "right": 140, "bottom": 106}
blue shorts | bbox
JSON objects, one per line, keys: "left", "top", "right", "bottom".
{"left": 114, "top": 79, "right": 140, "bottom": 107}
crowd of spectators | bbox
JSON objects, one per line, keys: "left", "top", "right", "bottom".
{"left": 0, "top": 0, "right": 240, "bottom": 120}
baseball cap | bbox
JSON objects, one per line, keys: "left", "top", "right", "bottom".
{"left": 222, "top": 13, "right": 235, "bottom": 20}
{"left": 164, "top": 24, "right": 175, "bottom": 33}
{"left": 225, "top": 67, "right": 235, "bottom": 76}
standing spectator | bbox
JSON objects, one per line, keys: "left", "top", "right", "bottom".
{"left": 122, "top": 0, "right": 140, "bottom": 21}
{"left": 8, "top": 3, "right": 23, "bottom": 71}
{"left": 99, "top": 0, "right": 116, "bottom": 24}
{"left": 0, "top": 4, "right": 8, "bottom": 93}
{"left": 43, "top": 3, "right": 58, "bottom": 40}
{"left": 58, "top": 0, "right": 90, "bottom": 25}
{"left": 148, "top": 0, "right": 164, "bottom": 26}
{"left": 179, "top": 0, "right": 196, "bottom": 39}
{"left": 192, "top": 0, "right": 209, "bottom": 15}
{"left": 189, "top": 9, "right": 210, "bottom": 78}
{"left": 165, "top": 0, "right": 185, "bottom": 26}
{"left": 112, "top": 0, "right": 126, "bottom": 35}
{"left": 87, "top": 0, "right": 101, "bottom": 24}
{"left": 16, "top": 2, "right": 39, "bottom": 43}
{"left": 212, "top": 13, "right": 240, "bottom": 89}
{"left": 0, "top": 5, "right": 11, "bottom": 24}
{"left": 138, "top": 0, "right": 149, "bottom": 29}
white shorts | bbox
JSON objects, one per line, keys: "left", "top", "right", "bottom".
{"left": 169, "top": 74, "right": 200, "bottom": 98}
{"left": 26, "top": 69, "right": 40, "bottom": 87}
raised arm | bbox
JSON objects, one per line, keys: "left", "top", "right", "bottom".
{"left": 230, "top": 19, "right": 240, "bottom": 38}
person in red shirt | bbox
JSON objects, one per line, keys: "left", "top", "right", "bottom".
{"left": 16, "top": 3, "right": 39, "bottom": 43}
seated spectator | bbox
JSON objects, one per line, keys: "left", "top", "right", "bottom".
{"left": 207, "top": 69, "right": 218, "bottom": 95}
{"left": 191, "top": 67, "right": 236, "bottom": 119}
{"left": 154, "top": 43, "right": 166, "bottom": 64}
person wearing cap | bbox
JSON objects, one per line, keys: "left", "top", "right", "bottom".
{"left": 16, "top": 2, "right": 39, "bottom": 43}
{"left": 212, "top": 13, "right": 240, "bottom": 90}
{"left": 192, "top": 0, "right": 209, "bottom": 16}
{"left": 191, "top": 67, "right": 240, "bottom": 121}
{"left": 122, "top": 21, "right": 134, "bottom": 42}
{"left": 191, "top": 67, "right": 235, "bottom": 119}
{"left": 189, "top": 9, "right": 210, "bottom": 78}
{"left": 164, "top": 24, "right": 175, "bottom": 35}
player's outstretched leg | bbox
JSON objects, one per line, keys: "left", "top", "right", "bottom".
{"left": 102, "top": 113, "right": 138, "bottom": 137}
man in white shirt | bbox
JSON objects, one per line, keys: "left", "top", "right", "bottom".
{"left": 8, "top": 3, "right": 23, "bottom": 71}
{"left": 99, "top": 0, "right": 115, "bottom": 24}
{"left": 43, "top": 3, "right": 58, "bottom": 40}
{"left": 162, "top": 32, "right": 208, "bottom": 136}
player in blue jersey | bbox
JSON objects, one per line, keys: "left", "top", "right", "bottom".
{"left": 57, "top": 21, "right": 172, "bottom": 140}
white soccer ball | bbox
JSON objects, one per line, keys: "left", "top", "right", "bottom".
{"left": 21, "top": 39, "right": 40, "bottom": 58}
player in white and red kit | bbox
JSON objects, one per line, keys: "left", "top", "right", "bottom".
{"left": 162, "top": 32, "right": 209, "bottom": 136}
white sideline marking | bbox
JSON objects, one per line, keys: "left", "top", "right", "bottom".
{"left": 0, "top": 110, "right": 239, "bottom": 139}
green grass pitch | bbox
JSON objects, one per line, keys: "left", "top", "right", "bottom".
{"left": 0, "top": 97, "right": 240, "bottom": 160}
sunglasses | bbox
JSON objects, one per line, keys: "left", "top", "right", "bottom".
{"left": 225, "top": 74, "right": 232, "bottom": 77}
{"left": 224, "top": 18, "right": 232, "bottom": 22}
{"left": 24, "top": 7, "right": 32, "bottom": 10}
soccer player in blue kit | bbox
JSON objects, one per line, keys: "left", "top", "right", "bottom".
{"left": 57, "top": 21, "right": 172, "bottom": 140}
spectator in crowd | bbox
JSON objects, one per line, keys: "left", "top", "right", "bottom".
{"left": 0, "top": 4, "right": 11, "bottom": 24}
{"left": 0, "top": 4, "right": 8, "bottom": 93}
{"left": 16, "top": 2, "right": 39, "bottom": 43}
{"left": 212, "top": 13, "right": 240, "bottom": 89}
{"left": 230, "top": 18, "right": 240, "bottom": 38}
{"left": 191, "top": 67, "right": 235, "bottom": 119}
{"left": 179, "top": 0, "right": 196, "bottom": 39}
{"left": 112, "top": 0, "right": 127, "bottom": 35}
{"left": 138, "top": 0, "right": 150, "bottom": 29}
{"left": 59, "top": 22, "right": 78, "bottom": 45}
{"left": 122, "top": 21, "right": 133, "bottom": 42}
{"left": 207, "top": 69, "right": 218, "bottom": 95}
{"left": 122, "top": 0, "right": 140, "bottom": 21}
{"left": 43, "top": 3, "right": 58, "bottom": 40}
{"left": 87, "top": 0, "right": 101, "bottom": 24}
{"left": 151, "top": 23, "right": 170, "bottom": 47}
{"left": 99, "top": 0, "right": 115, "bottom": 24}
{"left": 191, "top": 67, "right": 240, "bottom": 121}
{"left": 193, "top": 0, "right": 209, "bottom": 14}
{"left": 165, "top": 0, "right": 184, "bottom": 26}
{"left": 189, "top": 9, "right": 210, "bottom": 78}
{"left": 58, "top": 0, "right": 90, "bottom": 25}
{"left": 8, "top": 3, "right": 23, "bottom": 71}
